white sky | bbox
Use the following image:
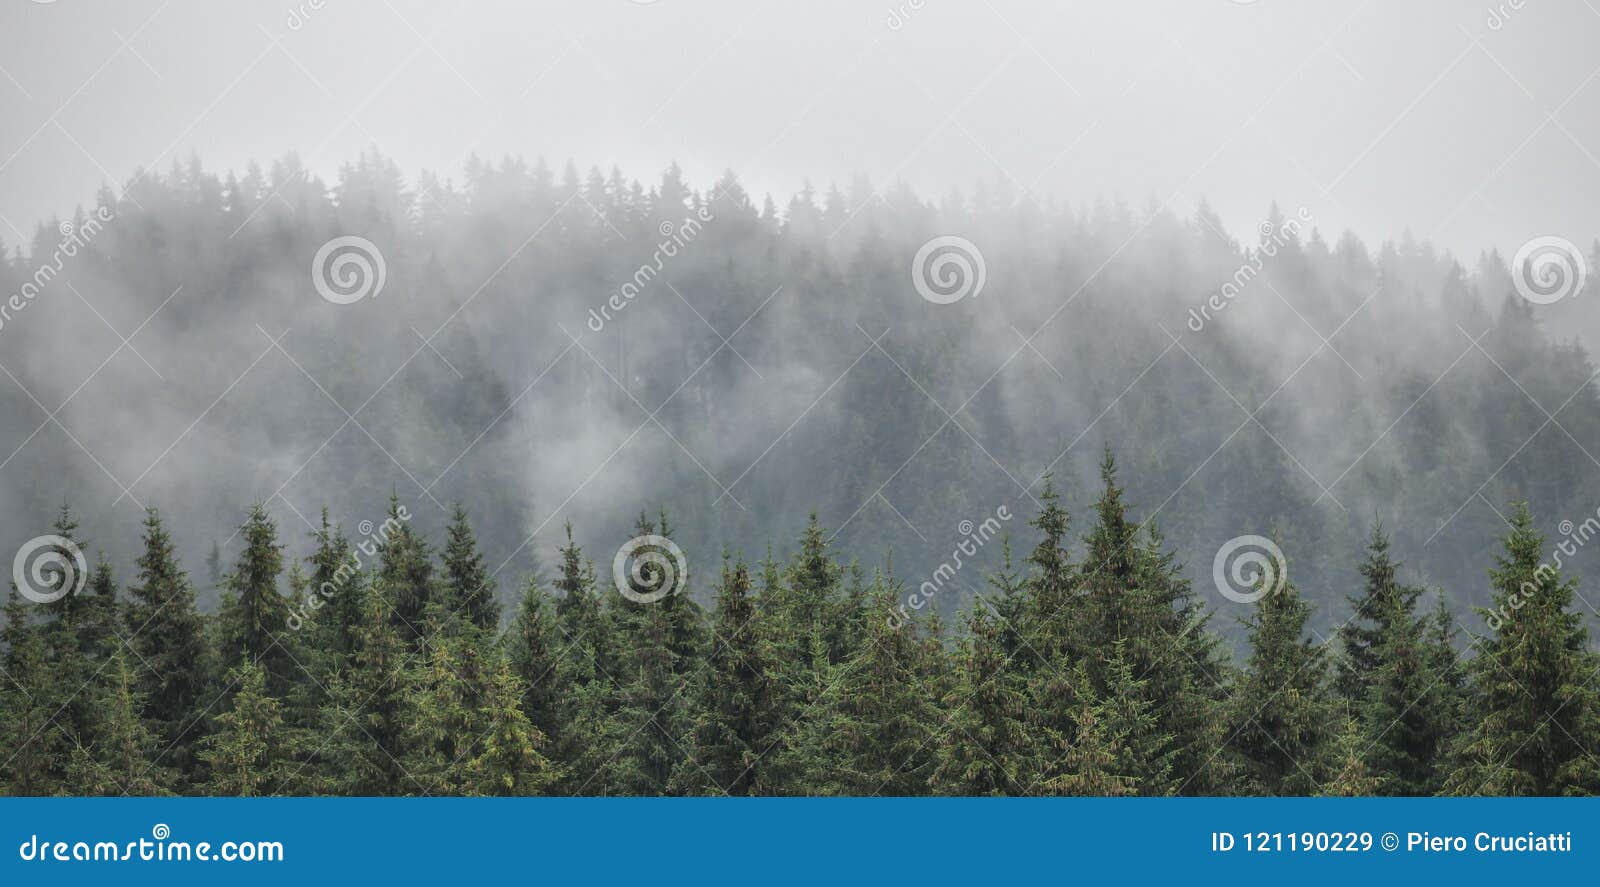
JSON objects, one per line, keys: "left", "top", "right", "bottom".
{"left": 1, "top": 0, "right": 1597, "bottom": 260}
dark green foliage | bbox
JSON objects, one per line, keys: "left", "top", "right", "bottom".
{"left": 122, "top": 508, "right": 212, "bottom": 784}
{"left": 377, "top": 496, "right": 435, "bottom": 646}
{"left": 503, "top": 576, "right": 566, "bottom": 755}
{"left": 1227, "top": 570, "right": 1337, "bottom": 796}
{"left": 4, "top": 472, "right": 1600, "bottom": 797}
{"left": 219, "top": 505, "right": 297, "bottom": 698}
{"left": 1443, "top": 504, "right": 1600, "bottom": 796}
{"left": 672, "top": 558, "right": 777, "bottom": 795}
{"left": 441, "top": 505, "right": 500, "bottom": 634}
{"left": 1359, "top": 588, "right": 1451, "bottom": 795}
{"left": 1336, "top": 523, "right": 1424, "bottom": 704}
{"left": 200, "top": 660, "right": 286, "bottom": 796}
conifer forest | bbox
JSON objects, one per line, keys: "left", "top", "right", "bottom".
{"left": 4, "top": 1, "right": 1600, "bottom": 800}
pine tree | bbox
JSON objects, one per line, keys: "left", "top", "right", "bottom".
{"left": 219, "top": 505, "right": 296, "bottom": 697}
{"left": 1444, "top": 504, "right": 1600, "bottom": 796}
{"left": 932, "top": 558, "right": 1031, "bottom": 795}
{"left": 1228, "top": 571, "right": 1336, "bottom": 795}
{"left": 34, "top": 509, "right": 100, "bottom": 752}
{"left": 1020, "top": 476, "right": 1074, "bottom": 661}
{"left": 315, "top": 575, "right": 411, "bottom": 796}
{"left": 780, "top": 572, "right": 939, "bottom": 795}
{"left": 503, "top": 576, "right": 566, "bottom": 754}
{"left": 67, "top": 652, "right": 172, "bottom": 795}
{"left": 403, "top": 628, "right": 556, "bottom": 795}
{"left": 1336, "top": 523, "right": 1423, "bottom": 704}
{"left": 548, "top": 524, "right": 625, "bottom": 794}
{"left": 464, "top": 658, "right": 555, "bottom": 795}
{"left": 76, "top": 559, "right": 121, "bottom": 664}
{"left": 440, "top": 504, "right": 500, "bottom": 633}
{"left": 201, "top": 660, "right": 286, "bottom": 796}
{"left": 0, "top": 590, "right": 67, "bottom": 795}
{"left": 1068, "top": 453, "right": 1223, "bottom": 795}
{"left": 612, "top": 513, "right": 703, "bottom": 794}
{"left": 672, "top": 558, "right": 776, "bottom": 795}
{"left": 1040, "top": 660, "right": 1158, "bottom": 797}
{"left": 376, "top": 495, "right": 434, "bottom": 646}
{"left": 1360, "top": 589, "right": 1449, "bottom": 795}
{"left": 303, "top": 510, "right": 359, "bottom": 664}
{"left": 1318, "top": 717, "right": 1380, "bottom": 797}
{"left": 123, "top": 508, "right": 212, "bottom": 784}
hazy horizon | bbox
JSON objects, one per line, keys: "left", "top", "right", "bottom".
{"left": 3, "top": 0, "right": 1599, "bottom": 262}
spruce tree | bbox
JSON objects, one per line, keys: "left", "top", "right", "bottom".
{"left": 780, "top": 572, "right": 939, "bottom": 795}
{"left": 0, "top": 590, "right": 66, "bottom": 795}
{"left": 219, "top": 505, "right": 296, "bottom": 696}
{"left": 1228, "top": 570, "right": 1336, "bottom": 795}
{"left": 1444, "top": 504, "right": 1600, "bottom": 795}
{"left": 201, "top": 660, "right": 286, "bottom": 796}
{"left": 377, "top": 495, "right": 435, "bottom": 645}
{"left": 304, "top": 511, "right": 360, "bottom": 668}
{"left": 123, "top": 508, "right": 212, "bottom": 784}
{"left": 1337, "top": 523, "right": 1423, "bottom": 704}
{"left": 1360, "top": 589, "right": 1449, "bottom": 795}
{"left": 672, "top": 558, "right": 776, "bottom": 795}
{"left": 67, "top": 652, "right": 172, "bottom": 795}
{"left": 932, "top": 556, "right": 1031, "bottom": 795}
{"left": 441, "top": 504, "right": 500, "bottom": 633}
{"left": 315, "top": 573, "right": 411, "bottom": 796}
{"left": 503, "top": 576, "right": 566, "bottom": 754}
{"left": 548, "top": 524, "right": 625, "bottom": 794}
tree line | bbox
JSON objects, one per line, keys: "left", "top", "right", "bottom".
{"left": 3, "top": 450, "right": 1596, "bottom": 796}
{"left": 8, "top": 153, "right": 1600, "bottom": 646}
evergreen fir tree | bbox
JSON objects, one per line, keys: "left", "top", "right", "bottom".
{"left": 316, "top": 571, "right": 411, "bottom": 795}
{"left": 67, "top": 652, "right": 172, "bottom": 795}
{"left": 503, "top": 576, "right": 566, "bottom": 754}
{"left": 1227, "top": 571, "right": 1336, "bottom": 795}
{"left": 376, "top": 495, "right": 435, "bottom": 646}
{"left": 671, "top": 558, "right": 776, "bottom": 795}
{"left": 441, "top": 504, "right": 500, "bottom": 633}
{"left": 123, "top": 508, "right": 212, "bottom": 784}
{"left": 1336, "top": 523, "right": 1423, "bottom": 704}
{"left": 1360, "top": 589, "right": 1449, "bottom": 795}
{"left": 932, "top": 557, "right": 1031, "bottom": 795}
{"left": 780, "top": 572, "right": 939, "bottom": 795}
{"left": 0, "top": 590, "right": 67, "bottom": 795}
{"left": 201, "top": 660, "right": 286, "bottom": 796}
{"left": 1443, "top": 504, "right": 1600, "bottom": 795}
{"left": 219, "top": 505, "right": 296, "bottom": 697}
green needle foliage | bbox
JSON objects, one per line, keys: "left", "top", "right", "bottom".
{"left": 4, "top": 463, "right": 1599, "bottom": 796}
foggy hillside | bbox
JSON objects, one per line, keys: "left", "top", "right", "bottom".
{"left": 3, "top": 151, "right": 1599, "bottom": 644}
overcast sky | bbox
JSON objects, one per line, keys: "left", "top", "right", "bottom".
{"left": 1, "top": 0, "right": 1597, "bottom": 259}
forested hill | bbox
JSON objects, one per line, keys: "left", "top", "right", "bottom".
{"left": 3, "top": 150, "right": 1599, "bottom": 641}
